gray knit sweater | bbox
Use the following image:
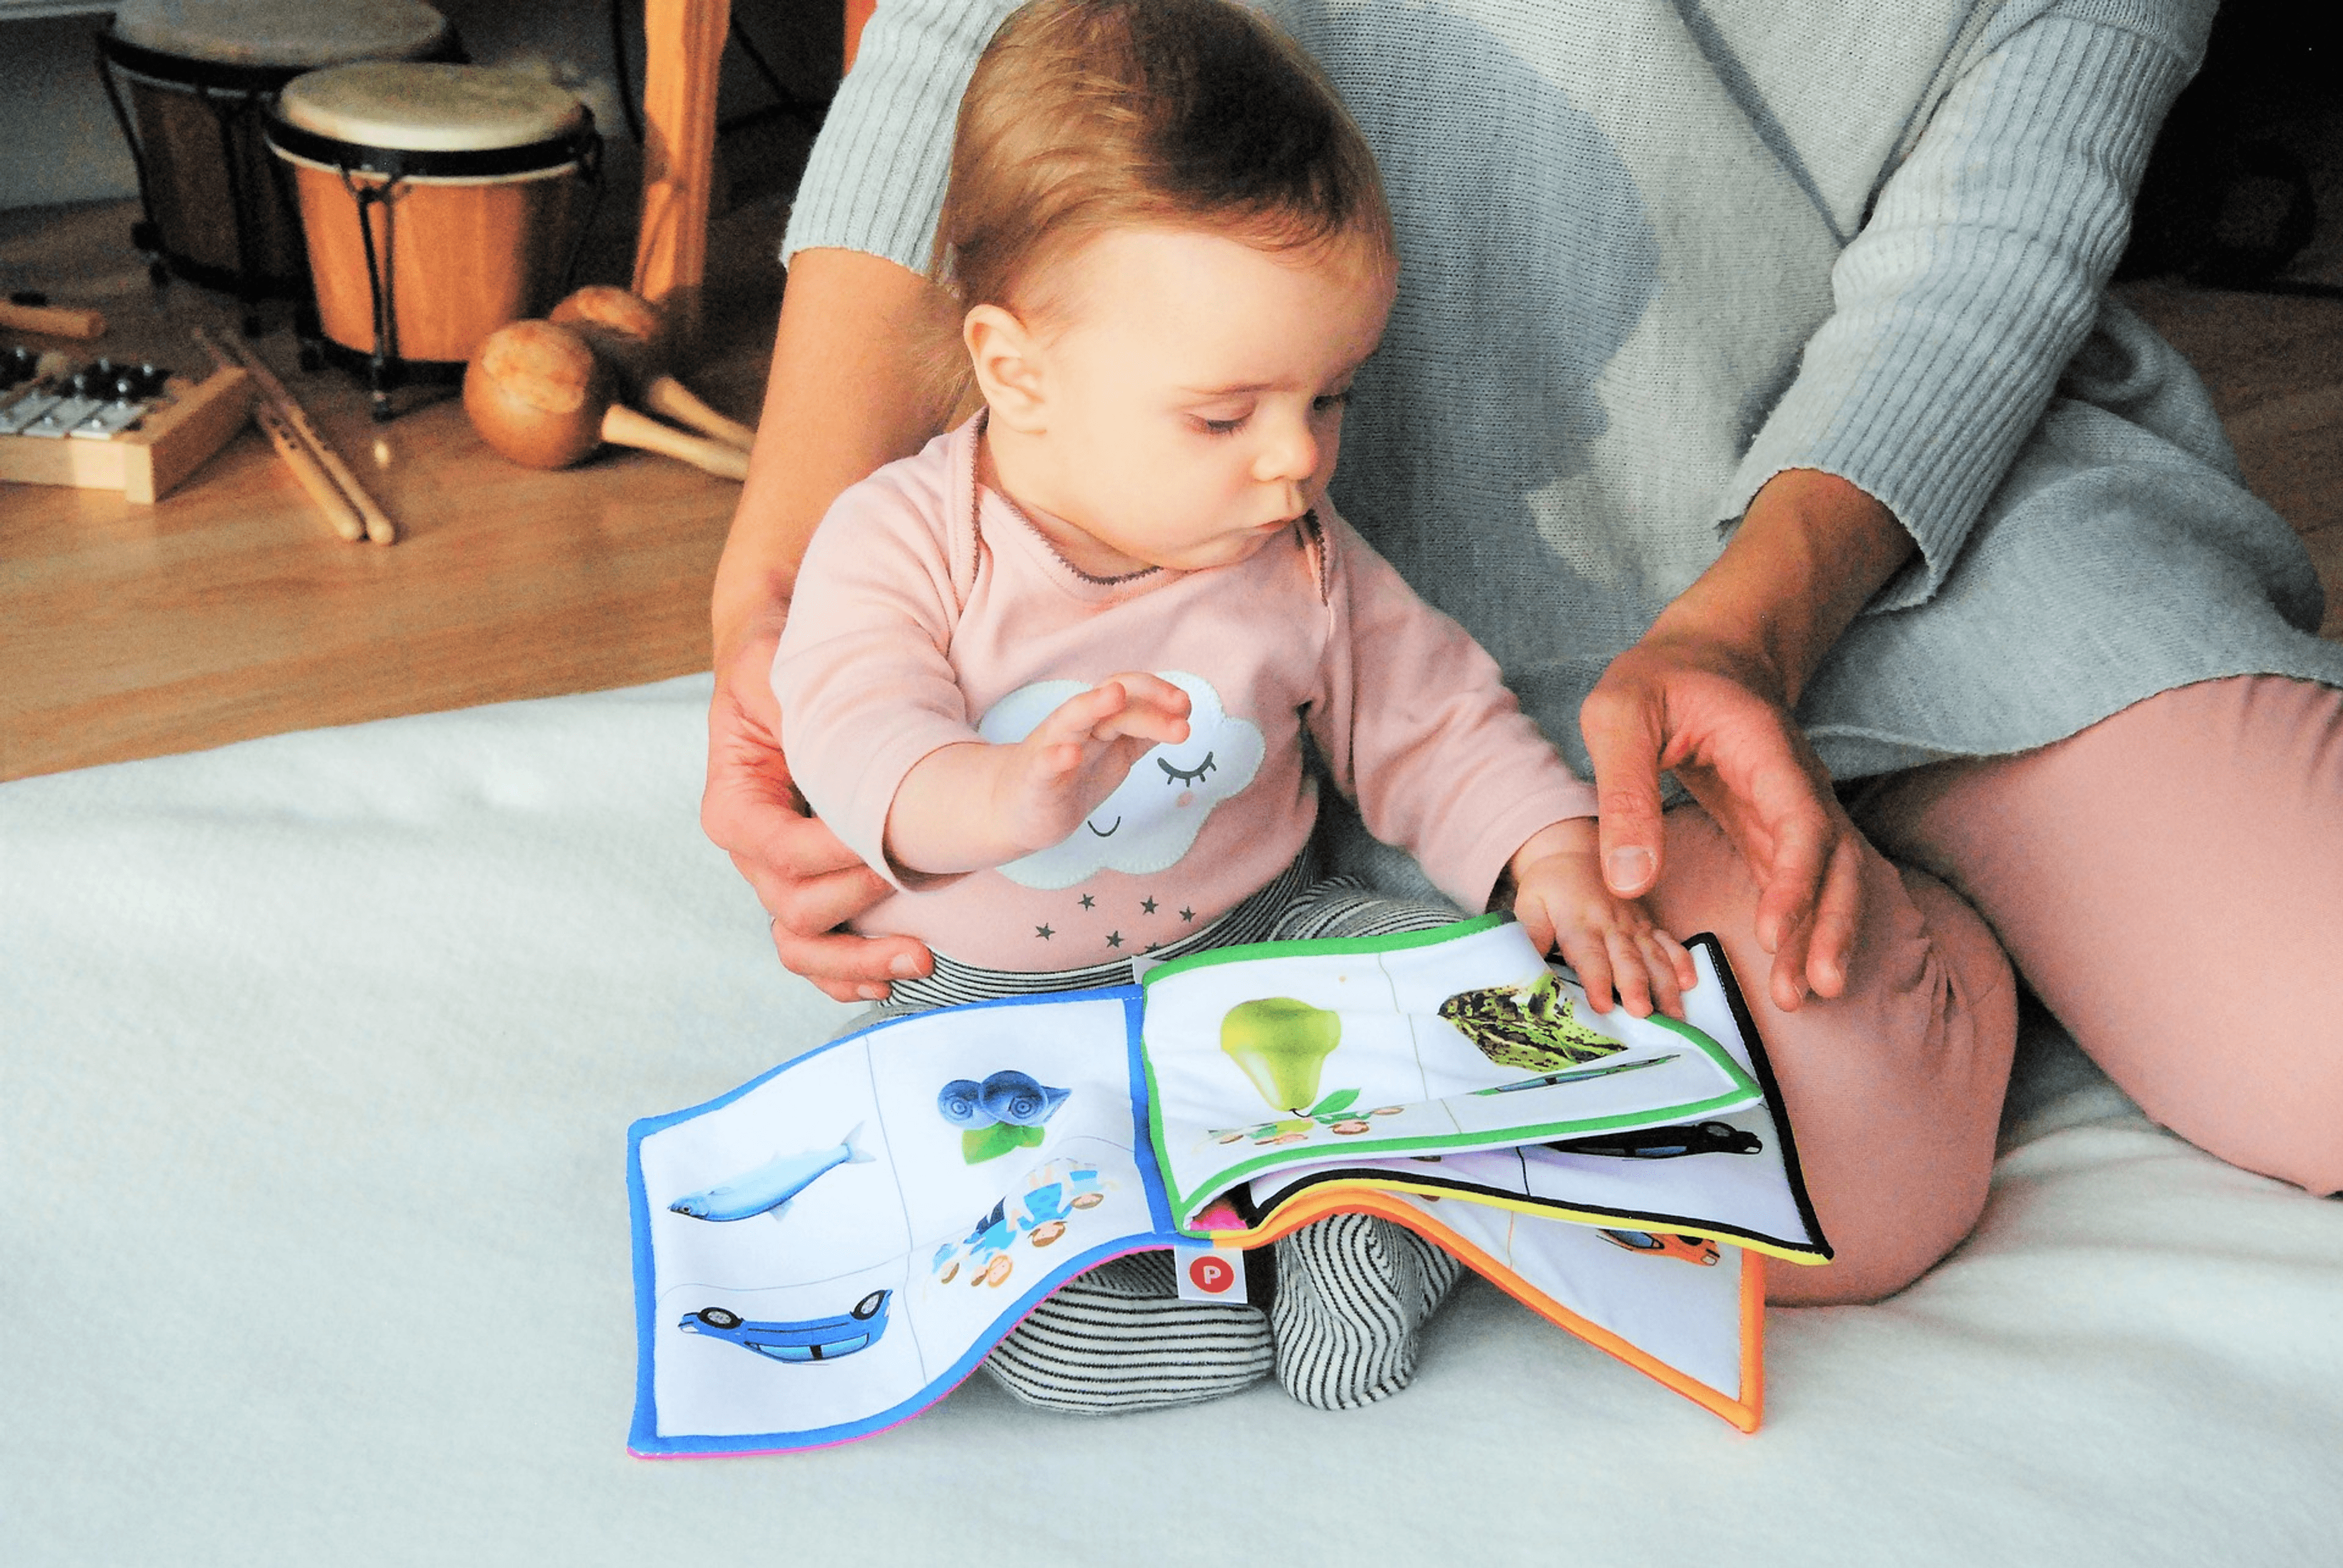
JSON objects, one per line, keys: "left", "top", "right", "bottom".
{"left": 783, "top": 0, "right": 2340, "bottom": 784}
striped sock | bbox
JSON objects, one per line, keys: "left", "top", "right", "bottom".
{"left": 968, "top": 873, "right": 1469, "bottom": 1417}
{"left": 1272, "top": 1214, "right": 1466, "bottom": 1411}
{"left": 981, "top": 1251, "right": 1273, "bottom": 1414}
{"left": 1265, "top": 878, "right": 1470, "bottom": 1409}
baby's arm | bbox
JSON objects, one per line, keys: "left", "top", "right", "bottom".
{"left": 1508, "top": 818, "right": 1697, "bottom": 1020}
{"left": 884, "top": 674, "right": 1191, "bottom": 876}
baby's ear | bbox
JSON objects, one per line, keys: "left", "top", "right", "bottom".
{"left": 964, "top": 304, "right": 1049, "bottom": 432}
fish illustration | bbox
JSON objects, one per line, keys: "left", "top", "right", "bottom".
{"left": 669, "top": 1124, "right": 874, "bottom": 1222}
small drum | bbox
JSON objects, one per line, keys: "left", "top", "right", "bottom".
{"left": 95, "top": 0, "right": 455, "bottom": 307}
{"left": 265, "top": 63, "right": 602, "bottom": 419}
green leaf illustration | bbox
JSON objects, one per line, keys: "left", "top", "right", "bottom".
{"left": 962, "top": 1122, "right": 1042, "bottom": 1164}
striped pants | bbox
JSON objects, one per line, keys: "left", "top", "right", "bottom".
{"left": 852, "top": 869, "right": 1470, "bottom": 1415}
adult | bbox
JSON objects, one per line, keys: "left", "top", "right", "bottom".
{"left": 704, "top": 0, "right": 2343, "bottom": 1304}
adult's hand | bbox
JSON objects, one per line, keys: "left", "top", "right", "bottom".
{"left": 1581, "top": 630, "right": 1866, "bottom": 1012}
{"left": 702, "top": 247, "right": 959, "bottom": 998}
{"left": 702, "top": 619, "right": 930, "bottom": 1001}
{"left": 1578, "top": 469, "right": 1916, "bottom": 1012}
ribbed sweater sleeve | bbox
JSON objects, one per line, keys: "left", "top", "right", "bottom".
{"left": 1721, "top": 0, "right": 2214, "bottom": 611}
{"left": 780, "top": 0, "right": 1021, "bottom": 271}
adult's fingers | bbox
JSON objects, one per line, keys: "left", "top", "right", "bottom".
{"left": 704, "top": 628, "right": 931, "bottom": 993}
{"left": 1752, "top": 830, "right": 1863, "bottom": 1010}
{"left": 1697, "top": 735, "right": 1869, "bottom": 1010}
{"left": 1579, "top": 676, "right": 1669, "bottom": 898}
{"left": 1802, "top": 834, "right": 1866, "bottom": 999}
{"left": 1747, "top": 776, "right": 1830, "bottom": 955}
{"left": 772, "top": 922, "right": 934, "bottom": 1002}
{"left": 731, "top": 846, "right": 893, "bottom": 939}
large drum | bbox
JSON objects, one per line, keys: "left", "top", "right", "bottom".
{"left": 96, "top": 0, "right": 455, "bottom": 304}
{"left": 265, "top": 63, "right": 602, "bottom": 418}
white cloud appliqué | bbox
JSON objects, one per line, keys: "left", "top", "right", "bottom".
{"left": 977, "top": 671, "right": 1264, "bottom": 890}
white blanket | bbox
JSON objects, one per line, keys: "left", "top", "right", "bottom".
{"left": 5, "top": 677, "right": 2338, "bottom": 1566}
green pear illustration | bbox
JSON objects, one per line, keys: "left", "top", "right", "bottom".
{"left": 1220, "top": 997, "right": 1342, "bottom": 1111}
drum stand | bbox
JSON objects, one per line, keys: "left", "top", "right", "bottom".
{"left": 93, "top": 31, "right": 313, "bottom": 337}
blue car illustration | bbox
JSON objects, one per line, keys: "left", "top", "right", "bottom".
{"left": 678, "top": 1290, "right": 892, "bottom": 1362}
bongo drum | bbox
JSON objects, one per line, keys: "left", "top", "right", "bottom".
{"left": 95, "top": 0, "right": 455, "bottom": 312}
{"left": 265, "top": 63, "right": 602, "bottom": 419}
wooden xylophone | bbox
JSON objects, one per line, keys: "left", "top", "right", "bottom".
{"left": 0, "top": 347, "right": 253, "bottom": 503}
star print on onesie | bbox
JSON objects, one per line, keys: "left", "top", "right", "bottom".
{"left": 1041, "top": 883, "right": 1212, "bottom": 953}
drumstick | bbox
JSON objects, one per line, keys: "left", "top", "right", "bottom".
{"left": 0, "top": 298, "right": 107, "bottom": 339}
{"left": 196, "top": 326, "right": 398, "bottom": 545}
{"left": 549, "top": 286, "right": 755, "bottom": 451}
{"left": 256, "top": 403, "right": 368, "bottom": 541}
{"left": 193, "top": 329, "right": 362, "bottom": 542}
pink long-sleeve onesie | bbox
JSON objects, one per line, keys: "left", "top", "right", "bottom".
{"left": 774, "top": 417, "right": 1596, "bottom": 973}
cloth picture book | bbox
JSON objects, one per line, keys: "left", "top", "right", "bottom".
{"left": 627, "top": 915, "right": 1829, "bottom": 1454}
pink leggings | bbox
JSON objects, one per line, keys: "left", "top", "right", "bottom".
{"left": 1649, "top": 675, "right": 2343, "bottom": 1306}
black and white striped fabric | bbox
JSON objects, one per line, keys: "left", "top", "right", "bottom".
{"left": 981, "top": 1251, "right": 1275, "bottom": 1415}
{"left": 1258, "top": 879, "right": 1472, "bottom": 1409}
{"left": 970, "top": 874, "right": 1474, "bottom": 1415}
{"left": 1270, "top": 1211, "right": 1466, "bottom": 1411}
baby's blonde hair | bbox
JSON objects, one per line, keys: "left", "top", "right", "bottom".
{"left": 926, "top": 0, "right": 1395, "bottom": 412}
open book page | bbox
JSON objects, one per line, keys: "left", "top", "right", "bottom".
{"left": 1204, "top": 937, "right": 1831, "bottom": 1264}
{"left": 1140, "top": 916, "right": 1760, "bottom": 1229}
{"left": 1389, "top": 1193, "right": 1763, "bottom": 1430}
{"left": 628, "top": 990, "right": 1174, "bottom": 1456}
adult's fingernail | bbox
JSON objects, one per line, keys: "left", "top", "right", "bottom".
{"left": 1605, "top": 846, "right": 1654, "bottom": 891}
{"left": 890, "top": 954, "right": 922, "bottom": 978}
{"left": 857, "top": 984, "right": 886, "bottom": 1001}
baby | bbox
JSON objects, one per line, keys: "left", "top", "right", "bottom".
{"left": 773, "top": 0, "right": 1692, "bottom": 1414}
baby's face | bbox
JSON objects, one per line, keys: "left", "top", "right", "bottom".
{"left": 993, "top": 225, "right": 1394, "bottom": 576}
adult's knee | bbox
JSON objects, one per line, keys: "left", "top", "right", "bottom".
{"left": 1645, "top": 811, "right": 2019, "bottom": 1304}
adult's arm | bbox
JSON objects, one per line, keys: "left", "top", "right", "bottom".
{"left": 703, "top": 0, "right": 1020, "bottom": 997}
{"left": 702, "top": 247, "right": 953, "bottom": 999}
{"left": 1583, "top": 0, "right": 2215, "bottom": 1012}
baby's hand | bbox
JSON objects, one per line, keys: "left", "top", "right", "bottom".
{"left": 1508, "top": 818, "right": 1696, "bottom": 1020}
{"left": 994, "top": 674, "right": 1192, "bottom": 854}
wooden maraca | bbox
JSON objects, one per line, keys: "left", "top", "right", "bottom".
{"left": 463, "top": 318, "right": 750, "bottom": 480}
{"left": 548, "top": 285, "right": 755, "bottom": 452}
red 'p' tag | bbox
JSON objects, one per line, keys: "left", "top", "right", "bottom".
{"left": 1171, "top": 1239, "right": 1249, "bottom": 1303}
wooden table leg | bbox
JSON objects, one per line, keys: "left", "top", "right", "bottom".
{"left": 632, "top": 0, "right": 732, "bottom": 353}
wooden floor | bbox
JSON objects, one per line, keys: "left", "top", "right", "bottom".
{"left": 0, "top": 172, "right": 796, "bottom": 782}
{"left": 2, "top": 193, "right": 2339, "bottom": 782}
